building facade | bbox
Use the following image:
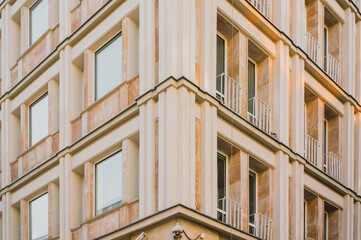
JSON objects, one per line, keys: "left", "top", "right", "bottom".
{"left": 0, "top": 0, "right": 360, "bottom": 239}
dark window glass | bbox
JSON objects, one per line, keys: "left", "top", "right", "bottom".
{"left": 248, "top": 60, "right": 256, "bottom": 113}
{"left": 249, "top": 171, "right": 256, "bottom": 215}
{"left": 217, "top": 153, "right": 226, "bottom": 220}
{"left": 216, "top": 36, "right": 225, "bottom": 96}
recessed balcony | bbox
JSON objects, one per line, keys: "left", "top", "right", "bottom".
{"left": 217, "top": 197, "right": 243, "bottom": 230}
{"left": 247, "top": 97, "right": 272, "bottom": 134}
{"left": 324, "top": 152, "right": 342, "bottom": 182}
{"left": 305, "top": 32, "right": 320, "bottom": 64}
{"left": 324, "top": 54, "right": 341, "bottom": 85}
{"left": 304, "top": 135, "right": 321, "bottom": 166}
{"left": 216, "top": 73, "right": 242, "bottom": 115}
{"left": 247, "top": 0, "right": 270, "bottom": 19}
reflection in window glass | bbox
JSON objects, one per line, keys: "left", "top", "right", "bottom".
{"left": 30, "top": 94, "right": 48, "bottom": 146}
{"left": 217, "top": 153, "right": 226, "bottom": 221}
{"left": 30, "top": 0, "right": 49, "bottom": 45}
{"left": 95, "top": 34, "right": 122, "bottom": 100}
{"left": 249, "top": 171, "right": 256, "bottom": 215}
{"left": 29, "top": 193, "right": 48, "bottom": 240}
{"left": 248, "top": 60, "right": 256, "bottom": 113}
{"left": 95, "top": 151, "right": 122, "bottom": 215}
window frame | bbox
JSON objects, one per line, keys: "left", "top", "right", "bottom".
{"left": 94, "top": 32, "right": 123, "bottom": 101}
{"left": 247, "top": 58, "right": 257, "bottom": 114}
{"left": 29, "top": 0, "right": 49, "bottom": 46}
{"left": 28, "top": 92, "right": 49, "bottom": 147}
{"left": 323, "top": 26, "right": 328, "bottom": 71}
{"left": 216, "top": 33, "right": 227, "bottom": 77}
{"left": 216, "top": 151, "right": 228, "bottom": 221}
{"left": 323, "top": 211, "right": 328, "bottom": 240}
{"left": 28, "top": 192, "right": 48, "bottom": 240}
{"left": 323, "top": 119, "right": 328, "bottom": 171}
{"left": 304, "top": 201, "right": 307, "bottom": 239}
{"left": 94, "top": 150, "right": 123, "bottom": 216}
{"left": 248, "top": 169, "right": 257, "bottom": 215}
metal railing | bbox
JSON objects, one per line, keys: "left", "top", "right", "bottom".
{"left": 217, "top": 197, "right": 243, "bottom": 230}
{"left": 305, "top": 135, "right": 321, "bottom": 166}
{"left": 247, "top": 0, "right": 270, "bottom": 19}
{"left": 249, "top": 212, "right": 273, "bottom": 240}
{"left": 324, "top": 152, "right": 342, "bottom": 181}
{"left": 325, "top": 54, "right": 341, "bottom": 85}
{"left": 247, "top": 97, "right": 271, "bottom": 134}
{"left": 305, "top": 238, "right": 314, "bottom": 240}
{"left": 216, "top": 73, "right": 242, "bottom": 115}
{"left": 305, "top": 33, "right": 320, "bottom": 64}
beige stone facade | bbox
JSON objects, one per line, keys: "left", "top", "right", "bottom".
{"left": 0, "top": 0, "right": 360, "bottom": 239}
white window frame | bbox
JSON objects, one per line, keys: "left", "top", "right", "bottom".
{"left": 249, "top": 169, "right": 258, "bottom": 214}
{"left": 247, "top": 58, "right": 258, "bottom": 99}
{"left": 28, "top": 93, "right": 49, "bottom": 147}
{"left": 216, "top": 33, "right": 228, "bottom": 77}
{"left": 323, "top": 211, "right": 328, "bottom": 240}
{"left": 323, "top": 119, "right": 328, "bottom": 171}
{"left": 29, "top": 0, "right": 49, "bottom": 46}
{"left": 94, "top": 32, "right": 123, "bottom": 101}
{"left": 323, "top": 26, "right": 328, "bottom": 71}
{"left": 94, "top": 150, "right": 123, "bottom": 216}
{"left": 28, "top": 192, "right": 48, "bottom": 240}
{"left": 217, "top": 151, "right": 229, "bottom": 199}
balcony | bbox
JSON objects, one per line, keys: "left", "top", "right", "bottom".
{"left": 324, "top": 152, "right": 342, "bottom": 181}
{"left": 305, "top": 238, "right": 314, "bottom": 240}
{"left": 247, "top": 0, "right": 270, "bottom": 19}
{"left": 325, "top": 54, "right": 341, "bottom": 85}
{"left": 249, "top": 212, "right": 273, "bottom": 240}
{"left": 247, "top": 97, "right": 272, "bottom": 134}
{"left": 305, "top": 33, "right": 320, "bottom": 64}
{"left": 305, "top": 135, "right": 321, "bottom": 166}
{"left": 216, "top": 73, "right": 242, "bottom": 115}
{"left": 217, "top": 197, "right": 243, "bottom": 230}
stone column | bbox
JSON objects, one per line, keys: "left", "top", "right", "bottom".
{"left": 20, "top": 199, "right": 28, "bottom": 240}
{"left": 342, "top": 195, "right": 354, "bottom": 240}
{"left": 240, "top": 150, "right": 249, "bottom": 231}
{"left": 273, "top": 42, "right": 289, "bottom": 144}
{"left": 139, "top": 0, "right": 155, "bottom": 93}
{"left": 356, "top": 21, "right": 361, "bottom": 103}
{"left": 355, "top": 201, "right": 361, "bottom": 240}
{"left": 273, "top": 0, "right": 290, "bottom": 34}
{"left": 157, "top": 86, "right": 196, "bottom": 211}
{"left": 342, "top": 8, "right": 356, "bottom": 94}
{"left": 139, "top": 99, "right": 156, "bottom": 217}
{"left": 273, "top": 151, "right": 289, "bottom": 240}
{"left": 83, "top": 162, "right": 94, "bottom": 221}
{"left": 355, "top": 113, "right": 361, "bottom": 194}
{"left": 48, "top": 183, "right": 59, "bottom": 238}
{"left": 289, "top": 161, "right": 304, "bottom": 240}
{"left": 342, "top": 102, "right": 354, "bottom": 188}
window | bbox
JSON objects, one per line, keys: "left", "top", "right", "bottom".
{"left": 216, "top": 35, "right": 226, "bottom": 100}
{"left": 29, "top": 193, "right": 48, "bottom": 240}
{"left": 249, "top": 171, "right": 257, "bottom": 234}
{"left": 30, "top": 0, "right": 49, "bottom": 45}
{"left": 95, "top": 151, "right": 123, "bottom": 215}
{"left": 95, "top": 34, "right": 122, "bottom": 100}
{"left": 217, "top": 153, "right": 227, "bottom": 220}
{"left": 323, "top": 120, "right": 328, "bottom": 171}
{"left": 29, "top": 93, "right": 48, "bottom": 147}
{"left": 248, "top": 60, "right": 256, "bottom": 114}
{"left": 304, "top": 201, "right": 307, "bottom": 239}
{"left": 323, "top": 27, "right": 328, "bottom": 70}
{"left": 323, "top": 212, "right": 328, "bottom": 240}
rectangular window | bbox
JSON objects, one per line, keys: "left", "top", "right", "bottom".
{"left": 217, "top": 153, "right": 226, "bottom": 220}
{"left": 323, "top": 120, "right": 328, "bottom": 171}
{"left": 29, "top": 193, "right": 48, "bottom": 240}
{"left": 324, "top": 27, "right": 328, "bottom": 70}
{"left": 323, "top": 212, "right": 328, "bottom": 240}
{"left": 95, "top": 34, "right": 122, "bottom": 100}
{"left": 249, "top": 171, "right": 257, "bottom": 215}
{"left": 216, "top": 35, "right": 226, "bottom": 99}
{"left": 95, "top": 151, "right": 123, "bottom": 215}
{"left": 248, "top": 60, "right": 256, "bottom": 114}
{"left": 29, "top": 93, "right": 48, "bottom": 147}
{"left": 304, "top": 201, "right": 306, "bottom": 239}
{"left": 30, "top": 0, "right": 49, "bottom": 45}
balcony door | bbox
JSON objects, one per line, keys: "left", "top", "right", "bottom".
{"left": 324, "top": 27, "right": 328, "bottom": 71}
{"left": 248, "top": 60, "right": 256, "bottom": 114}
{"left": 248, "top": 171, "right": 257, "bottom": 234}
{"left": 216, "top": 35, "right": 226, "bottom": 101}
{"left": 217, "top": 153, "right": 227, "bottom": 221}
{"left": 323, "top": 120, "right": 328, "bottom": 171}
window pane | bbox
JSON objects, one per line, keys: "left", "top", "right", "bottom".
{"left": 249, "top": 171, "right": 256, "bottom": 215}
{"left": 96, "top": 151, "right": 122, "bottom": 214}
{"left": 217, "top": 153, "right": 226, "bottom": 221}
{"left": 30, "top": 94, "right": 48, "bottom": 146}
{"left": 216, "top": 36, "right": 225, "bottom": 95}
{"left": 95, "top": 35, "right": 122, "bottom": 100}
{"left": 30, "top": 0, "right": 49, "bottom": 45}
{"left": 248, "top": 60, "right": 256, "bottom": 113}
{"left": 30, "top": 193, "right": 48, "bottom": 240}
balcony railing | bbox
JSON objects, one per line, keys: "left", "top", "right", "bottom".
{"left": 216, "top": 73, "right": 242, "bottom": 115}
{"left": 247, "top": 0, "right": 270, "bottom": 19}
{"left": 249, "top": 212, "right": 272, "bottom": 240}
{"left": 217, "top": 197, "right": 243, "bottom": 230}
{"left": 305, "top": 238, "right": 314, "bottom": 240}
{"left": 305, "top": 135, "right": 321, "bottom": 166}
{"left": 325, "top": 54, "right": 341, "bottom": 85}
{"left": 324, "top": 152, "right": 342, "bottom": 181}
{"left": 305, "top": 33, "right": 320, "bottom": 64}
{"left": 247, "top": 97, "right": 271, "bottom": 134}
